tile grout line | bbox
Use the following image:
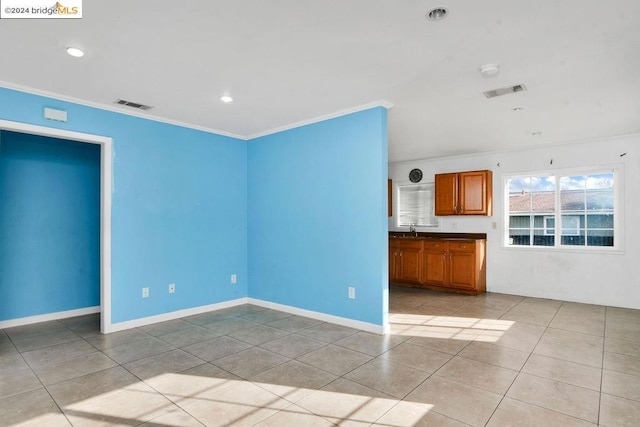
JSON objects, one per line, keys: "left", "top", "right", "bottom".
{"left": 385, "top": 291, "right": 524, "bottom": 425}
{"left": 369, "top": 300, "right": 487, "bottom": 427}
{"left": 8, "top": 320, "right": 77, "bottom": 426}
{"left": 5, "top": 297, "right": 639, "bottom": 426}
{"left": 117, "top": 358, "right": 210, "bottom": 427}
{"left": 217, "top": 324, "right": 369, "bottom": 425}
{"left": 598, "top": 306, "right": 609, "bottom": 426}
{"left": 482, "top": 298, "right": 563, "bottom": 426}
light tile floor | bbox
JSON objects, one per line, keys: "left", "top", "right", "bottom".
{"left": 1, "top": 286, "right": 640, "bottom": 426}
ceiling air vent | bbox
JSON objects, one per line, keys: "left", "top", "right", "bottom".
{"left": 483, "top": 84, "right": 527, "bottom": 99}
{"left": 114, "top": 99, "right": 153, "bottom": 110}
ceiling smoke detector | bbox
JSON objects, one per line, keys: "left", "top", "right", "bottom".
{"left": 483, "top": 84, "right": 527, "bottom": 99}
{"left": 426, "top": 7, "right": 448, "bottom": 21}
{"left": 479, "top": 64, "right": 500, "bottom": 78}
{"left": 114, "top": 99, "right": 153, "bottom": 110}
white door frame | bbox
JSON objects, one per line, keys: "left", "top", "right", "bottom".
{"left": 0, "top": 119, "right": 113, "bottom": 333}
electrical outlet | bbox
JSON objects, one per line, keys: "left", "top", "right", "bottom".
{"left": 142, "top": 287, "right": 149, "bottom": 298}
{"left": 168, "top": 283, "right": 175, "bottom": 294}
{"left": 492, "top": 222, "right": 497, "bottom": 229}
{"left": 231, "top": 274, "right": 237, "bottom": 284}
{"left": 348, "top": 287, "right": 355, "bottom": 299}
{"left": 451, "top": 222, "right": 458, "bottom": 230}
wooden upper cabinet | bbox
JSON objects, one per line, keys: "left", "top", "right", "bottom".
{"left": 434, "top": 173, "right": 458, "bottom": 216}
{"left": 459, "top": 171, "right": 492, "bottom": 215}
{"left": 435, "top": 170, "right": 492, "bottom": 216}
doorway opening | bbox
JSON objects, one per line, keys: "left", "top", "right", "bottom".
{"left": 0, "top": 119, "right": 112, "bottom": 333}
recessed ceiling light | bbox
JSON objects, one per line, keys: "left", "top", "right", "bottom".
{"left": 479, "top": 64, "right": 500, "bottom": 78}
{"left": 220, "top": 95, "right": 233, "bottom": 103}
{"left": 531, "top": 131, "right": 542, "bottom": 136}
{"left": 426, "top": 7, "right": 448, "bottom": 21}
{"left": 66, "top": 47, "right": 85, "bottom": 58}
{"left": 512, "top": 107, "right": 524, "bottom": 112}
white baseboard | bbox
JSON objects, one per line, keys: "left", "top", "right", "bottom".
{"left": 108, "top": 297, "right": 386, "bottom": 335}
{"left": 247, "top": 298, "right": 386, "bottom": 335}
{"left": 0, "top": 306, "right": 100, "bottom": 329}
{"left": 1, "top": 299, "right": 387, "bottom": 336}
{"left": 105, "top": 298, "right": 250, "bottom": 333}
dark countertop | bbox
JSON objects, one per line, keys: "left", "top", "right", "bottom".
{"left": 389, "top": 231, "right": 487, "bottom": 240}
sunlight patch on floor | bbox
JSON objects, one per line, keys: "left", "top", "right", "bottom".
{"left": 52, "top": 374, "right": 435, "bottom": 427}
{"left": 389, "top": 313, "right": 515, "bottom": 342}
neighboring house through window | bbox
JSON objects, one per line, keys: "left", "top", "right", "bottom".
{"left": 506, "top": 169, "right": 617, "bottom": 249}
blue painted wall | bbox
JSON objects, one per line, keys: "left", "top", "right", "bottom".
{"left": 247, "top": 107, "right": 388, "bottom": 325}
{"left": 0, "top": 87, "right": 248, "bottom": 323}
{"left": 0, "top": 86, "right": 389, "bottom": 328}
{"left": 0, "top": 131, "right": 100, "bottom": 320}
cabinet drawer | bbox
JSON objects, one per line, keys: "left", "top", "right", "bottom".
{"left": 398, "top": 240, "right": 424, "bottom": 250}
{"left": 448, "top": 241, "right": 475, "bottom": 252}
{"left": 423, "top": 241, "right": 445, "bottom": 250}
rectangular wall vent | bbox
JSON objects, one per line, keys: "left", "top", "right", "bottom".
{"left": 483, "top": 84, "right": 527, "bottom": 99}
{"left": 114, "top": 99, "right": 153, "bottom": 110}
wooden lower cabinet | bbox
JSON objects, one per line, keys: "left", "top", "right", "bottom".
{"left": 448, "top": 242, "right": 478, "bottom": 290}
{"left": 423, "top": 241, "right": 447, "bottom": 285}
{"left": 390, "top": 238, "right": 486, "bottom": 295}
{"left": 389, "top": 239, "right": 423, "bottom": 284}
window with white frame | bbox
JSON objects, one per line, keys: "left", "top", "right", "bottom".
{"left": 397, "top": 183, "right": 438, "bottom": 227}
{"left": 506, "top": 169, "right": 617, "bottom": 248}
{"left": 543, "top": 216, "right": 555, "bottom": 236}
{"left": 544, "top": 215, "right": 580, "bottom": 236}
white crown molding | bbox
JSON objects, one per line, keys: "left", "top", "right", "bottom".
{"left": 0, "top": 81, "right": 394, "bottom": 142}
{"left": 0, "top": 80, "right": 248, "bottom": 140}
{"left": 246, "top": 100, "right": 394, "bottom": 140}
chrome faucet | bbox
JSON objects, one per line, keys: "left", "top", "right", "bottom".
{"left": 409, "top": 224, "right": 417, "bottom": 237}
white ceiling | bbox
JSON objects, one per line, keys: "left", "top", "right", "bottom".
{"left": 1, "top": 0, "right": 639, "bottom": 162}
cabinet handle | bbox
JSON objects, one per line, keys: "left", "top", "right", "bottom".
{"left": 442, "top": 253, "right": 445, "bottom": 259}
{"left": 459, "top": 245, "right": 466, "bottom": 248}
{"left": 400, "top": 250, "right": 403, "bottom": 257}
{"left": 449, "top": 253, "right": 452, "bottom": 260}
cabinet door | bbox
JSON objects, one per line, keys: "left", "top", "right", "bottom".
{"left": 448, "top": 243, "right": 476, "bottom": 289}
{"left": 389, "top": 242, "right": 399, "bottom": 281}
{"left": 388, "top": 179, "right": 392, "bottom": 217}
{"left": 423, "top": 248, "right": 448, "bottom": 285}
{"left": 398, "top": 243, "right": 422, "bottom": 283}
{"left": 434, "top": 173, "right": 458, "bottom": 215}
{"left": 459, "top": 171, "right": 492, "bottom": 215}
